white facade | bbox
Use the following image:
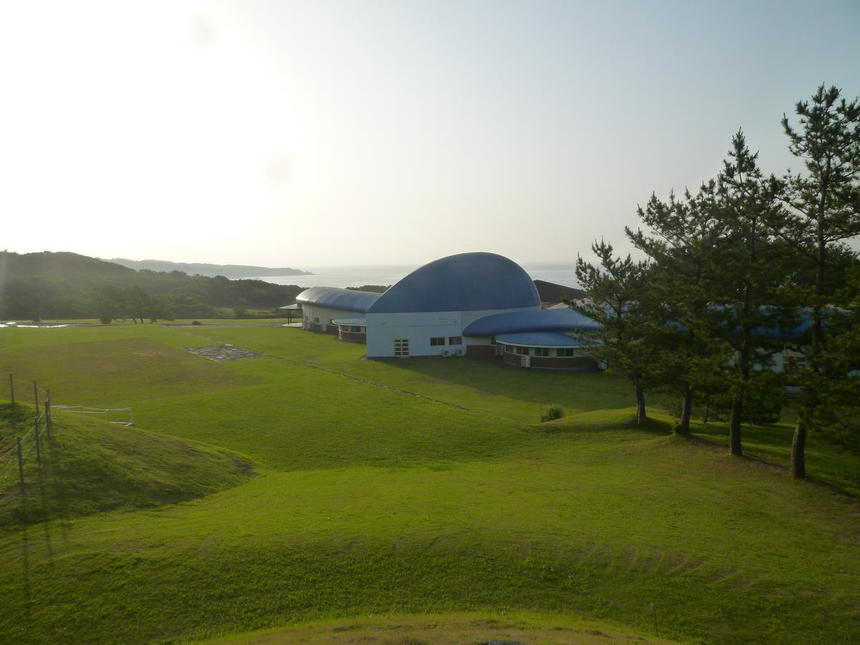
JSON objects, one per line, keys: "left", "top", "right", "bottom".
{"left": 366, "top": 307, "right": 535, "bottom": 358}
{"left": 302, "top": 303, "right": 353, "bottom": 332}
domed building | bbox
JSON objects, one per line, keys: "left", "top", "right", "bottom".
{"left": 295, "top": 252, "right": 600, "bottom": 369}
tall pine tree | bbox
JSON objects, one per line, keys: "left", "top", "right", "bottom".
{"left": 627, "top": 186, "right": 729, "bottom": 434}
{"left": 712, "top": 132, "right": 787, "bottom": 455}
{"left": 771, "top": 85, "right": 860, "bottom": 478}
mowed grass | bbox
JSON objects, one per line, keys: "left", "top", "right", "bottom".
{"left": 0, "top": 404, "right": 252, "bottom": 524}
{"left": 0, "top": 323, "right": 858, "bottom": 644}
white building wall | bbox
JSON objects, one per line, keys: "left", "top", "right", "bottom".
{"left": 302, "top": 304, "right": 356, "bottom": 332}
{"left": 366, "top": 306, "right": 537, "bottom": 358}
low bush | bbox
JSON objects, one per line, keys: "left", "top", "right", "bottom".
{"left": 541, "top": 404, "right": 565, "bottom": 422}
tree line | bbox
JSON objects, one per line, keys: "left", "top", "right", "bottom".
{"left": 0, "top": 252, "right": 304, "bottom": 322}
{"left": 573, "top": 85, "right": 859, "bottom": 479}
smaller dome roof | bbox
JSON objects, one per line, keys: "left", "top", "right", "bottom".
{"left": 296, "top": 287, "right": 382, "bottom": 313}
{"left": 463, "top": 307, "right": 599, "bottom": 337}
{"left": 496, "top": 331, "right": 583, "bottom": 347}
{"left": 368, "top": 252, "right": 540, "bottom": 314}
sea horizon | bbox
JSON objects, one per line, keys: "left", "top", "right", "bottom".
{"left": 251, "top": 262, "right": 579, "bottom": 290}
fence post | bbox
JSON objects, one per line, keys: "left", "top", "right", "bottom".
{"left": 9, "top": 374, "right": 14, "bottom": 405}
{"left": 33, "top": 381, "right": 40, "bottom": 433}
{"left": 45, "top": 392, "right": 52, "bottom": 438}
{"left": 34, "top": 427, "right": 41, "bottom": 463}
{"left": 17, "top": 437, "right": 26, "bottom": 499}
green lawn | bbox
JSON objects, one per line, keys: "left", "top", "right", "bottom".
{"left": 0, "top": 323, "right": 858, "bottom": 644}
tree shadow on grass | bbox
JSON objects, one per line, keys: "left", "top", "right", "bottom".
{"left": 691, "top": 420, "right": 860, "bottom": 497}
{"left": 525, "top": 408, "right": 673, "bottom": 437}
{"left": 372, "top": 356, "right": 634, "bottom": 411}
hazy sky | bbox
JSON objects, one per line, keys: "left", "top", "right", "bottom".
{"left": 3, "top": 0, "right": 858, "bottom": 269}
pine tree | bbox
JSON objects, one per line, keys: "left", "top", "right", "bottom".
{"left": 711, "top": 131, "right": 787, "bottom": 455}
{"left": 573, "top": 240, "right": 653, "bottom": 425}
{"left": 772, "top": 85, "right": 860, "bottom": 478}
{"left": 627, "top": 186, "right": 730, "bottom": 434}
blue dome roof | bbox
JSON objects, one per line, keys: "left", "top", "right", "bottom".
{"left": 296, "top": 287, "right": 382, "bottom": 313}
{"left": 463, "top": 308, "right": 600, "bottom": 336}
{"left": 496, "top": 331, "right": 583, "bottom": 347}
{"left": 368, "top": 252, "right": 540, "bottom": 314}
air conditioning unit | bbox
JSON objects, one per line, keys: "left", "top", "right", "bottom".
{"left": 441, "top": 350, "right": 449, "bottom": 357}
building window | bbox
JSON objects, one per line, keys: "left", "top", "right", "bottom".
{"left": 448, "top": 336, "right": 462, "bottom": 345}
{"left": 313, "top": 317, "right": 319, "bottom": 324}
{"left": 394, "top": 339, "right": 409, "bottom": 356}
{"left": 515, "top": 346, "right": 529, "bottom": 355}
{"left": 534, "top": 347, "right": 550, "bottom": 357}
{"left": 430, "top": 337, "right": 445, "bottom": 346}
{"left": 557, "top": 348, "right": 574, "bottom": 357}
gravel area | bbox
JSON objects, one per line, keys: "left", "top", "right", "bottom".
{"left": 186, "top": 344, "right": 261, "bottom": 361}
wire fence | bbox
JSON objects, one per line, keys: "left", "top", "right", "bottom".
{"left": 1, "top": 374, "right": 133, "bottom": 506}
{"left": 50, "top": 405, "right": 134, "bottom": 426}
{"left": 0, "top": 377, "right": 53, "bottom": 499}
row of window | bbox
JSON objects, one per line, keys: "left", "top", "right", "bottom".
{"left": 430, "top": 336, "right": 462, "bottom": 346}
{"left": 500, "top": 344, "right": 578, "bottom": 358}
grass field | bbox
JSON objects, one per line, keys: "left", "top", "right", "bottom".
{"left": 0, "top": 322, "right": 858, "bottom": 644}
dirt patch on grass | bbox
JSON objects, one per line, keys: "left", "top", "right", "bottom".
{"left": 186, "top": 344, "right": 261, "bottom": 361}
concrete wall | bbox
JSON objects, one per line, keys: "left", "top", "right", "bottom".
{"left": 338, "top": 329, "right": 367, "bottom": 343}
{"left": 502, "top": 352, "right": 528, "bottom": 368}
{"left": 466, "top": 344, "right": 497, "bottom": 358}
{"left": 530, "top": 356, "right": 598, "bottom": 370}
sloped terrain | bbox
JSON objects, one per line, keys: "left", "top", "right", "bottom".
{"left": 0, "top": 324, "right": 858, "bottom": 644}
{"left": 0, "top": 403, "right": 251, "bottom": 525}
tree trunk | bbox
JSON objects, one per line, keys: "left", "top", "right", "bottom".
{"left": 728, "top": 394, "right": 743, "bottom": 456}
{"left": 634, "top": 382, "right": 647, "bottom": 426}
{"left": 791, "top": 419, "right": 807, "bottom": 479}
{"left": 676, "top": 385, "right": 694, "bottom": 435}
{"left": 794, "top": 217, "right": 825, "bottom": 480}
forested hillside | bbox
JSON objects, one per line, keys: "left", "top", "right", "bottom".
{"left": 0, "top": 251, "right": 303, "bottom": 321}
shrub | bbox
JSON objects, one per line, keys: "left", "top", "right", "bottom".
{"left": 541, "top": 404, "right": 565, "bottom": 422}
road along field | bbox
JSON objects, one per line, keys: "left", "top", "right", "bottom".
{"left": 0, "top": 323, "right": 858, "bottom": 644}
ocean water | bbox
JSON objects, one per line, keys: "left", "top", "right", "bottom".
{"left": 253, "top": 263, "right": 578, "bottom": 289}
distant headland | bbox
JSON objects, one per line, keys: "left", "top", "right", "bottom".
{"left": 109, "top": 258, "right": 312, "bottom": 279}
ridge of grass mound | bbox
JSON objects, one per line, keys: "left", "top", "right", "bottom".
{"left": 528, "top": 407, "right": 672, "bottom": 434}
{"left": 195, "top": 611, "right": 678, "bottom": 645}
{"left": 0, "top": 402, "right": 251, "bottom": 525}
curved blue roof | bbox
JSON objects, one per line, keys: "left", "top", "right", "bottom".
{"left": 496, "top": 331, "right": 583, "bottom": 347}
{"left": 295, "top": 287, "right": 382, "bottom": 313}
{"left": 368, "top": 252, "right": 540, "bottom": 314}
{"left": 463, "top": 307, "right": 600, "bottom": 337}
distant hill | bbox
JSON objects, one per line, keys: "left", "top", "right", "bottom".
{"left": 109, "top": 258, "right": 311, "bottom": 278}
{"left": 346, "top": 285, "right": 390, "bottom": 293}
{"left": 0, "top": 251, "right": 304, "bottom": 321}
{"left": 534, "top": 279, "right": 585, "bottom": 303}
{"left": 2, "top": 250, "right": 135, "bottom": 281}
